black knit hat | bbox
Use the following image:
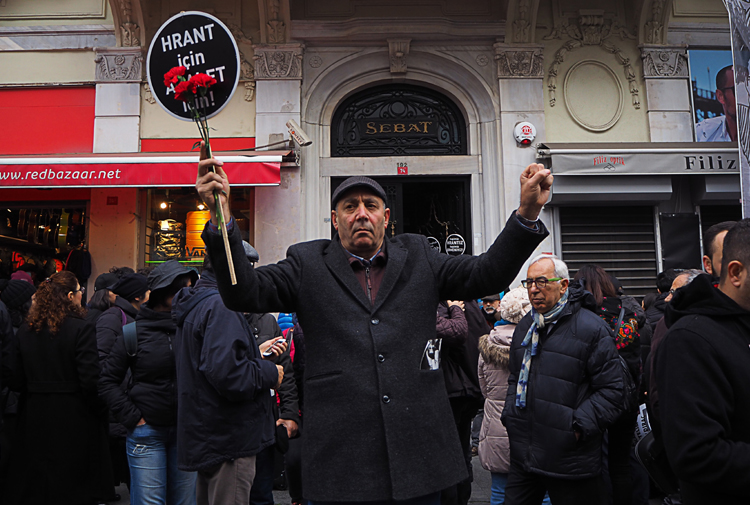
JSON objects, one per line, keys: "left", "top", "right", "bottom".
{"left": 331, "top": 176, "right": 387, "bottom": 210}
{"left": 110, "top": 273, "right": 149, "bottom": 302}
{"left": 1, "top": 279, "right": 36, "bottom": 309}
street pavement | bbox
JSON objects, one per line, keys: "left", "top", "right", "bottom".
{"left": 109, "top": 455, "right": 664, "bottom": 504}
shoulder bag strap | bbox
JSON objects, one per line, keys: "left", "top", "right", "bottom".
{"left": 123, "top": 321, "right": 137, "bottom": 357}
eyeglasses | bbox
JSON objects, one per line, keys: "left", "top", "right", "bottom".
{"left": 521, "top": 277, "right": 563, "bottom": 289}
{"left": 72, "top": 286, "right": 86, "bottom": 295}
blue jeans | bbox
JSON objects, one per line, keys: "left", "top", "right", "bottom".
{"left": 127, "top": 424, "right": 197, "bottom": 505}
{"left": 492, "top": 473, "right": 552, "bottom": 505}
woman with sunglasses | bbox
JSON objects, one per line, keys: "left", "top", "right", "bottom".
{"left": 5, "top": 271, "right": 114, "bottom": 505}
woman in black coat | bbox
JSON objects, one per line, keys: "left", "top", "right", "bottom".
{"left": 99, "top": 260, "right": 198, "bottom": 505}
{"left": 573, "top": 265, "right": 641, "bottom": 505}
{"left": 5, "top": 271, "right": 113, "bottom": 505}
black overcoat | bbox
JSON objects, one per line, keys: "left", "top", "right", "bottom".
{"left": 203, "top": 212, "right": 547, "bottom": 501}
{"left": 6, "top": 316, "right": 113, "bottom": 504}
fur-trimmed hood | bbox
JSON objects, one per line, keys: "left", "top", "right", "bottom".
{"left": 479, "top": 325, "right": 513, "bottom": 368}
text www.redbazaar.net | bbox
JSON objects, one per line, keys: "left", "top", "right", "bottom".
{"left": 0, "top": 168, "right": 123, "bottom": 181}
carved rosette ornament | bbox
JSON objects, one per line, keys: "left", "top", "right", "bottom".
{"left": 388, "top": 39, "right": 411, "bottom": 75}
{"left": 253, "top": 44, "right": 304, "bottom": 80}
{"left": 544, "top": 12, "right": 640, "bottom": 110}
{"left": 95, "top": 47, "right": 142, "bottom": 82}
{"left": 640, "top": 47, "right": 689, "bottom": 78}
{"left": 494, "top": 44, "right": 543, "bottom": 78}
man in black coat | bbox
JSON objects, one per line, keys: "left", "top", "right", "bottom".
{"left": 654, "top": 219, "right": 750, "bottom": 505}
{"left": 196, "top": 150, "right": 552, "bottom": 504}
{"left": 501, "top": 255, "right": 626, "bottom": 505}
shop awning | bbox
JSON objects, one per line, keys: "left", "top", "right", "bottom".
{"left": 0, "top": 151, "right": 286, "bottom": 188}
{"left": 538, "top": 142, "right": 740, "bottom": 175}
{"left": 538, "top": 142, "right": 741, "bottom": 204}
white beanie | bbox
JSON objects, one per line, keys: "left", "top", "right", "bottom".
{"left": 499, "top": 286, "right": 531, "bottom": 324}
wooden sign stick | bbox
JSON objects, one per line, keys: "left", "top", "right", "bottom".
{"left": 205, "top": 144, "right": 237, "bottom": 285}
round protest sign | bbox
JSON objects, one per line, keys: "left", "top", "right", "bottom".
{"left": 147, "top": 11, "right": 239, "bottom": 121}
{"left": 445, "top": 234, "right": 466, "bottom": 255}
{"left": 427, "top": 237, "right": 441, "bottom": 253}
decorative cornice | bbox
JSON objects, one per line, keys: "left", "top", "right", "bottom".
{"left": 511, "top": 0, "right": 532, "bottom": 43}
{"left": 388, "top": 38, "right": 410, "bottom": 74}
{"left": 0, "top": 24, "right": 116, "bottom": 51}
{"left": 640, "top": 46, "right": 689, "bottom": 78}
{"left": 253, "top": 43, "right": 304, "bottom": 80}
{"left": 112, "top": 0, "right": 141, "bottom": 47}
{"left": 228, "top": 24, "right": 256, "bottom": 102}
{"left": 94, "top": 47, "right": 142, "bottom": 82}
{"left": 493, "top": 43, "right": 543, "bottom": 78}
{"left": 644, "top": 0, "right": 667, "bottom": 45}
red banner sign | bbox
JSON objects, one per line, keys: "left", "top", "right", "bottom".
{"left": 0, "top": 154, "right": 281, "bottom": 188}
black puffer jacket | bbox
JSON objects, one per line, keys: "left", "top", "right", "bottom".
{"left": 501, "top": 284, "right": 626, "bottom": 478}
{"left": 99, "top": 304, "right": 178, "bottom": 429}
{"left": 655, "top": 274, "right": 750, "bottom": 505}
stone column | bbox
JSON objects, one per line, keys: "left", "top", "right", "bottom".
{"left": 88, "top": 47, "right": 143, "bottom": 292}
{"left": 494, "top": 43, "right": 554, "bottom": 263}
{"left": 640, "top": 45, "right": 693, "bottom": 142}
{"left": 253, "top": 43, "right": 304, "bottom": 265}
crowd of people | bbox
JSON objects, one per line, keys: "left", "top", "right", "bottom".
{"left": 0, "top": 162, "right": 748, "bottom": 505}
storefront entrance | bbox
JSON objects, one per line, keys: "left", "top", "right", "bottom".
{"left": 331, "top": 176, "right": 473, "bottom": 255}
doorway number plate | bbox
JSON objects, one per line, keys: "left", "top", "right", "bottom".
{"left": 397, "top": 162, "right": 408, "bottom": 175}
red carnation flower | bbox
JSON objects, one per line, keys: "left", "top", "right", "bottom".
{"left": 163, "top": 66, "right": 187, "bottom": 88}
{"left": 188, "top": 73, "right": 217, "bottom": 90}
{"left": 174, "top": 80, "right": 194, "bottom": 102}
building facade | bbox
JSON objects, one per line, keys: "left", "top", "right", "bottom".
{"left": 0, "top": 0, "right": 739, "bottom": 297}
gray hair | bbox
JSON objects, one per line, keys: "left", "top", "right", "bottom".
{"left": 677, "top": 269, "right": 704, "bottom": 285}
{"left": 528, "top": 254, "right": 569, "bottom": 280}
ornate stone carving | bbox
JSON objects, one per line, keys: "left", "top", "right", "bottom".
{"left": 512, "top": 0, "right": 532, "bottom": 43}
{"left": 94, "top": 48, "right": 142, "bottom": 82}
{"left": 266, "top": 0, "right": 286, "bottom": 44}
{"left": 227, "top": 25, "right": 255, "bottom": 101}
{"left": 644, "top": 0, "right": 667, "bottom": 45}
{"left": 388, "top": 39, "right": 411, "bottom": 74}
{"left": 640, "top": 46, "right": 689, "bottom": 78}
{"left": 116, "top": 0, "right": 140, "bottom": 47}
{"left": 143, "top": 83, "right": 156, "bottom": 104}
{"left": 253, "top": 44, "right": 304, "bottom": 80}
{"left": 494, "top": 44, "right": 543, "bottom": 78}
{"left": 545, "top": 11, "right": 639, "bottom": 110}
{"left": 309, "top": 55, "right": 323, "bottom": 68}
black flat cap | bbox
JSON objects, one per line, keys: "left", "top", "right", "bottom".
{"left": 331, "top": 176, "right": 387, "bottom": 210}
{"left": 481, "top": 294, "right": 501, "bottom": 302}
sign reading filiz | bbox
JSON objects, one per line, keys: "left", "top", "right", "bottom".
{"left": 147, "top": 11, "right": 240, "bottom": 121}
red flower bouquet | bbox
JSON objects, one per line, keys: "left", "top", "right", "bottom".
{"left": 163, "top": 66, "right": 219, "bottom": 153}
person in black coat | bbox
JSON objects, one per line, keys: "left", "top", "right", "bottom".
{"left": 196, "top": 154, "right": 551, "bottom": 503}
{"left": 99, "top": 261, "right": 198, "bottom": 505}
{"left": 501, "top": 256, "right": 626, "bottom": 505}
{"left": 96, "top": 273, "right": 148, "bottom": 362}
{"left": 436, "top": 300, "right": 485, "bottom": 505}
{"left": 5, "top": 271, "right": 114, "bottom": 504}
{"left": 654, "top": 220, "right": 750, "bottom": 505}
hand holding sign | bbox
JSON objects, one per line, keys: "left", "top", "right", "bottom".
{"left": 148, "top": 11, "right": 240, "bottom": 284}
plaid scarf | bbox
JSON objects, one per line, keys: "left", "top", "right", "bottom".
{"left": 516, "top": 290, "right": 569, "bottom": 408}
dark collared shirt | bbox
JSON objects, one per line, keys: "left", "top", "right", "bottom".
{"left": 344, "top": 245, "right": 387, "bottom": 305}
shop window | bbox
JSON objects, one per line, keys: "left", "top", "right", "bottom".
{"left": 0, "top": 206, "right": 87, "bottom": 280}
{"left": 558, "top": 206, "right": 658, "bottom": 299}
{"left": 145, "top": 187, "right": 254, "bottom": 267}
{"left": 331, "top": 84, "right": 467, "bottom": 157}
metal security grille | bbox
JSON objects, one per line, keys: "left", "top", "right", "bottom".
{"left": 559, "top": 206, "right": 658, "bottom": 299}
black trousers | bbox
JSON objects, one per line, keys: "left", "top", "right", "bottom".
{"left": 440, "top": 396, "right": 481, "bottom": 505}
{"left": 504, "top": 462, "right": 605, "bottom": 505}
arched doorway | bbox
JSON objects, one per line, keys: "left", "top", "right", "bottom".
{"left": 330, "top": 84, "right": 472, "bottom": 254}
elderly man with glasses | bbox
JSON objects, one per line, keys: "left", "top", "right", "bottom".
{"left": 501, "top": 254, "right": 627, "bottom": 505}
